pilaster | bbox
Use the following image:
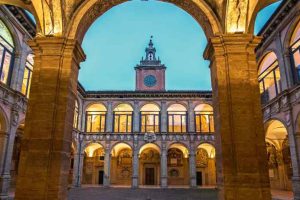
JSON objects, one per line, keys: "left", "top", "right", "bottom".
{"left": 161, "top": 101, "right": 167, "bottom": 133}
{"left": 103, "top": 144, "right": 111, "bottom": 187}
{"left": 106, "top": 101, "right": 113, "bottom": 133}
{"left": 133, "top": 101, "right": 140, "bottom": 133}
{"left": 189, "top": 142, "right": 196, "bottom": 188}
{"left": 132, "top": 143, "right": 139, "bottom": 188}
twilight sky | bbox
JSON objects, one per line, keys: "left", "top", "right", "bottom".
{"left": 78, "top": 0, "right": 282, "bottom": 91}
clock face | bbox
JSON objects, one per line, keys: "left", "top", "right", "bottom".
{"left": 144, "top": 75, "right": 157, "bottom": 87}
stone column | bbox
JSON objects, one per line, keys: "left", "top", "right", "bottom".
{"left": 160, "top": 143, "right": 167, "bottom": 188}
{"left": 132, "top": 144, "right": 139, "bottom": 188}
{"left": 0, "top": 106, "right": 21, "bottom": 199}
{"left": 188, "top": 101, "right": 195, "bottom": 133}
{"left": 189, "top": 143, "right": 196, "bottom": 188}
{"left": 0, "top": 121, "right": 18, "bottom": 199}
{"left": 14, "top": 37, "right": 86, "bottom": 200}
{"left": 72, "top": 142, "right": 84, "bottom": 187}
{"left": 133, "top": 101, "right": 140, "bottom": 133}
{"left": 204, "top": 34, "right": 271, "bottom": 200}
{"left": 161, "top": 101, "right": 167, "bottom": 133}
{"left": 103, "top": 146, "right": 111, "bottom": 187}
{"left": 106, "top": 101, "right": 113, "bottom": 133}
{"left": 0, "top": 131, "right": 8, "bottom": 181}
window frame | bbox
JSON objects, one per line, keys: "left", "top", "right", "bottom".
{"left": 290, "top": 37, "right": 300, "bottom": 84}
{"left": 194, "top": 110, "right": 214, "bottom": 133}
{"left": 140, "top": 111, "right": 160, "bottom": 133}
{"left": 258, "top": 60, "right": 281, "bottom": 103}
{"left": 113, "top": 111, "right": 133, "bottom": 133}
{"left": 0, "top": 35, "right": 14, "bottom": 86}
{"left": 85, "top": 111, "right": 107, "bottom": 133}
{"left": 167, "top": 111, "right": 187, "bottom": 133}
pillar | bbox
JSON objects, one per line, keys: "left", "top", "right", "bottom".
{"left": 204, "top": 34, "right": 271, "bottom": 200}
{"left": 15, "top": 37, "right": 85, "bottom": 200}
{"left": 103, "top": 146, "right": 111, "bottom": 187}
{"left": 189, "top": 143, "right": 196, "bottom": 188}
{"left": 72, "top": 142, "right": 84, "bottom": 187}
{"left": 161, "top": 101, "right": 167, "bottom": 133}
{"left": 133, "top": 101, "right": 140, "bottom": 133}
{"left": 0, "top": 110, "right": 18, "bottom": 200}
{"left": 188, "top": 101, "right": 195, "bottom": 133}
{"left": 106, "top": 101, "right": 113, "bottom": 133}
{"left": 160, "top": 142, "right": 167, "bottom": 188}
{"left": 132, "top": 145, "right": 139, "bottom": 188}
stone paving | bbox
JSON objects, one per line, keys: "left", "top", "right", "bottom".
{"left": 68, "top": 187, "right": 218, "bottom": 200}
{"left": 67, "top": 187, "right": 294, "bottom": 200}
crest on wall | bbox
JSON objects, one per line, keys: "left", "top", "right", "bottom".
{"left": 144, "top": 132, "right": 157, "bottom": 143}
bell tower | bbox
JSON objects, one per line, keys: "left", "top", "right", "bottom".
{"left": 135, "top": 36, "right": 166, "bottom": 91}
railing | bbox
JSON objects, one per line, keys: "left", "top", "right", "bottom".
{"left": 72, "top": 131, "right": 215, "bottom": 143}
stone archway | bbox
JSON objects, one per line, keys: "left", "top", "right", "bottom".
{"left": 264, "top": 119, "right": 292, "bottom": 191}
{"left": 66, "top": 0, "right": 222, "bottom": 44}
{"left": 8, "top": 0, "right": 272, "bottom": 199}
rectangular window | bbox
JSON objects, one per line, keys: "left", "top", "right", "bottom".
{"left": 21, "top": 61, "right": 33, "bottom": 98}
{"left": 140, "top": 111, "right": 160, "bottom": 133}
{"left": 167, "top": 112, "right": 187, "bottom": 133}
{"left": 86, "top": 111, "right": 106, "bottom": 133}
{"left": 73, "top": 106, "right": 79, "bottom": 129}
{"left": 1, "top": 51, "right": 12, "bottom": 84}
{"left": 258, "top": 62, "right": 281, "bottom": 103}
{"left": 114, "top": 111, "right": 132, "bottom": 133}
{"left": 195, "top": 111, "right": 214, "bottom": 133}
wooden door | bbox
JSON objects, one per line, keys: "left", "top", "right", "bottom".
{"left": 145, "top": 167, "right": 155, "bottom": 185}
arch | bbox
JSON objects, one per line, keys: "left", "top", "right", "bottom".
{"left": 167, "top": 103, "right": 187, "bottom": 112}
{"left": 258, "top": 51, "right": 278, "bottom": 74}
{"left": 85, "top": 103, "right": 107, "bottom": 112}
{"left": 197, "top": 143, "right": 216, "bottom": 159}
{"left": 110, "top": 142, "right": 132, "bottom": 157}
{"left": 264, "top": 119, "right": 288, "bottom": 150}
{"left": 283, "top": 16, "right": 300, "bottom": 50}
{"left": 248, "top": 0, "right": 281, "bottom": 34}
{"left": 84, "top": 142, "right": 104, "bottom": 157}
{"left": 290, "top": 20, "right": 300, "bottom": 46}
{"left": 113, "top": 103, "right": 133, "bottom": 112}
{"left": 139, "top": 143, "right": 161, "bottom": 155}
{"left": 194, "top": 103, "right": 213, "bottom": 112}
{"left": 168, "top": 143, "right": 189, "bottom": 158}
{"left": 140, "top": 103, "right": 160, "bottom": 112}
{"left": 66, "top": 0, "right": 222, "bottom": 44}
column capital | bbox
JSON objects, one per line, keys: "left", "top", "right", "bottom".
{"left": 204, "top": 34, "right": 262, "bottom": 60}
{"left": 28, "top": 37, "right": 86, "bottom": 65}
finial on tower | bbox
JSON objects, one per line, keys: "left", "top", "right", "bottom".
{"left": 149, "top": 35, "right": 153, "bottom": 47}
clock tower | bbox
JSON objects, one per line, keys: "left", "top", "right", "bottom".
{"left": 135, "top": 37, "right": 166, "bottom": 91}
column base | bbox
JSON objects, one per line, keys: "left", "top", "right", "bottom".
{"left": 190, "top": 177, "right": 197, "bottom": 188}
{"left": 292, "top": 176, "right": 300, "bottom": 200}
{"left": 161, "top": 177, "right": 168, "bottom": 188}
{"left": 0, "top": 174, "right": 11, "bottom": 200}
{"left": 132, "top": 177, "right": 139, "bottom": 189}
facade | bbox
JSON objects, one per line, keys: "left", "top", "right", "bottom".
{"left": 71, "top": 40, "right": 217, "bottom": 188}
{"left": 0, "top": 0, "right": 299, "bottom": 199}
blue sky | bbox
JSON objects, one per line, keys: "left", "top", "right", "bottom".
{"left": 76, "top": 1, "right": 281, "bottom": 91}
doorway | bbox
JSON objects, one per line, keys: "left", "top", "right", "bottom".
{"left": 145, "top": 167, "right": 155, "bottom": 185}
{"left": 98, "top": 170, "right": 104, "bottom": 185}
{"left": 196, "top": 171, "right": 202, "bottom": 186}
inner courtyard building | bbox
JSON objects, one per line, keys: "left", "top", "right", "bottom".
{"left": 0, "top": 0, "right": 299, "bottom": 200}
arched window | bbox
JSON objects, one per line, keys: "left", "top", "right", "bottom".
{"left": 167, "top": 104, "right": 187, "bottom": 133}
{"left": 140, "top": 103, "right": 160, "bottom": 133}
{"left": 73, "top": 100, "right": 79, "bottom": 129}
{"left": 258, "top": 52, "right": 281, "bottom": 103}
{"left": 85, "top": 103, "right": 107, "bottom": 133}
{"left": 290, "top": 20, "right": 300, "bottom": 83}
{"left": 0, "top": 19, "right": 14, "bottom": 85}
{"left": 113, "top": 103, "right": 133, "bottom": 133}
{"left": 21, "top": 54, "right": 34, "bottom": 97}
{"left": 194, "top": 104, "right": 214, "bottom": 133}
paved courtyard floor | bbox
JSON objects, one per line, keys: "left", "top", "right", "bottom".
{"left": 67, "top": 187, "right": 294, "bottom": 200}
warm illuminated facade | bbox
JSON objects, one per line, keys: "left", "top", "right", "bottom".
{"left": 0, "top": 1, "right": 300, "bottom": 200}
{"left": 71, "top": 40, "right": 217, "bottom": 188}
